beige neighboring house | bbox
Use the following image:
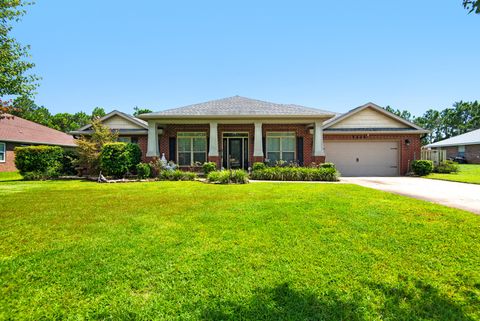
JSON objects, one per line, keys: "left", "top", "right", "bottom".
{"left": 73, "top": 96, "right": 428, "bottom": 176}
{"left": 425, "top": 128, "right": 480, "bottom": 164}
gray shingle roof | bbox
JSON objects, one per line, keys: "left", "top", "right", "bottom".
{"left": 141, "top": 96, "right": 335, "bottom": 118}
{"left": 426, "top": 128, "right": 480, "bottom": 147}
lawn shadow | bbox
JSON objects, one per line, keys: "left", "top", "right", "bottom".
{"left": 201, "top": 282, "right": 363, "bottom": 321}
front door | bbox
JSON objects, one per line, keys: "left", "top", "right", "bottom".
{"left": 222, "top": 133, "right": 249, "bottom": 169}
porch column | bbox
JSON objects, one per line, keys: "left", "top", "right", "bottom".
{"left": 313, "top": 121, "right": 325, "bottom": 163}
{"left": 208, "top": 122, "right": 219, "bottom": 157}
{"left": 146, "top": 120, "right": 159, "bottom": 157}
{"left": 253, "top": 122, "right": 264, "bottom": 162}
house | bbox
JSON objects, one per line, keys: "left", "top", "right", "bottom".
{"left": 425, "top": 128, "right": 480, "bottom": 164}
{"left": 0, "top": 115, "right": 77, "bottom": 172}
{"left": 73, "top": 96, "right": 428, "bottom": 176}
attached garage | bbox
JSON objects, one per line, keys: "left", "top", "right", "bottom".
{"left": 324, "top": 141, "right": 399, "bottom": 176}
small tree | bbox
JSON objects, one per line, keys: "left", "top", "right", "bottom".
{"left": 75, "top": 119, "right": 117, "bottom": 175}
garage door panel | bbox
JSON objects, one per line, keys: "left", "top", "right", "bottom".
{"left": 324, "top": 141, "right": 399, "bottom": 176}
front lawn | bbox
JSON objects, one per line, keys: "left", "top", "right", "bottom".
{"left": 1, "top": 180, "right": 479, "bottom": 320}
{"left": 0, "top": 171, "right": 22, "bottom": 182}
{"left": 427, "top": 164, "right": 480, "bottom": 184}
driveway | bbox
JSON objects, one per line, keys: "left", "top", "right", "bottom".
{"left": 342, "top": 177, "right": 480, "bottom": 214}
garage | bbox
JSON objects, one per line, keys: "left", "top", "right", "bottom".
{"left": 324, "top": 141, "right": 399, "bottom": 176}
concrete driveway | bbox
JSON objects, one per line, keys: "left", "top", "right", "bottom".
{"left": 342, "top": 177, "right": 480, "bottom": 214}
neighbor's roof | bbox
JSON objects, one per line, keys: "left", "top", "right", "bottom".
{"left": 426, "top": 128, "right": 480, "bottom": 148}
{"left": 76, "top": 110, "right": 147, "bottom": 131}
{"left": 139, "top": 96, "right": 336, "bottom": 119}
{"left": 0, "top": 114, "right": 76, "bottom": 147}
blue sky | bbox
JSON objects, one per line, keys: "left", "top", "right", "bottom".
{"left": 12, "top": 0, "right": 480, "bottom": 116}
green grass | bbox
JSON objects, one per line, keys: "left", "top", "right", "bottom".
{"left": 0, "top": 171, "right": 22, "bottom": 182}
{"left": 1, "top": 180, "right": 479, "bottom": 320}
{"left": 427, "top": 164, "right": 480, "bottom": 184}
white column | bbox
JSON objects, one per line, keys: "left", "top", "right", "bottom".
{"left": 313, "top": 121, "right": 325, "bottom": 156}
{"left": 146, "top": 120, "right": 159, "bottom": 157}
{"left": 208, "top": 122, "right": 219, "bottom": 157}
{"left": 253, "top": 122, "right": 264, "bottom": 157}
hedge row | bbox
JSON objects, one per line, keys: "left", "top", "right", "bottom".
{"left": 250, "top": 166, "right": 339, "bottom": 181}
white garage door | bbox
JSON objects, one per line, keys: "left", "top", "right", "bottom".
{"left": 324, "top": 141, "right": 399, "bottom": 176}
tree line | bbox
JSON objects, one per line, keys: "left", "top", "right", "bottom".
{"left": 385, "top": 101, "right": 480, "bottom": 144}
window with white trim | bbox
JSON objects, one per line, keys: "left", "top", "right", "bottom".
{"left": 458, "top": 145, "right": 465, "bottom": 157}
{"left": 0, "top": 142, "right": 5, "bottom": 162}
{"left": 117, "top": 137, "right": 131, "bottom": 143}
{"left": 266, "top": 132, "right": 296, "bottom": 162}
{"left": 177, "top": 132, "right": 207, "bottom": 165}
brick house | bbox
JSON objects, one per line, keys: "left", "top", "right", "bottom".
{"left": 0, "top": 115, "right": 77, "bottom": 172}
{"left": 425, "top": 128, "right": 480, "bottom": 164}
{"left": 73, "top": 96, "right": 428, "bottom": 176}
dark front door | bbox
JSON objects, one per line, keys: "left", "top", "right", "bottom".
{"left": 222, "top": 135, "right": 248, "bottom": 169}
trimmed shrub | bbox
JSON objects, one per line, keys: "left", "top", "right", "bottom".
{"left": 136, "top": 163, "right": 151, "bottom": 179}
{"left": 61, "top": 149, "right": 79, "bottom": 176}
{"left": 100, "top": 142, "right": 142, "bottom": 178}
{"left": 252, "top": 162, "right": 267, "bottom": 171}
{"left": 207, "top": 170, "right": 249, "bottom": 184}
{"left": 158, "top": 170, "right": 196, "bottom": 181}
{"left": 251, "top": 166, "right": 339, "bottom": 181}
{"left": 434, "top": 160, "right": 459, "bottom": 174}
{"left": 411, "top": 160, "right": 434, "bottom": 176}
{"left": 14, "top": 145, "right": 63, "bottom": 179}
{"left": 320, "top": 162, "right": 336, "bottom": 169}
{"left": 202, "top": 162, "right": 217, "bottom": 175}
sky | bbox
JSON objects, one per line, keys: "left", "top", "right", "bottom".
{"left": 11, "top": 0, "right": 480, "bottom": 116}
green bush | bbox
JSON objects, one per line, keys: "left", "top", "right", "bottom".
{"left": 434, "top": 160, "right": 459, "bottom": 174}
{"left": 251, "top": 166, "right": 339, "bottom": 181}
{"left": 411, "top": 160, "right": 434, "bottom": 176}
{"left": 158, "top": 170, "right": 196, "bottom": 181}
{"left": 14, "top": 145, "right": 63, "bottom": 179}
{"left": 61, "top": 149, "right": 79, "bottom": 176}
{"left": 136, "top": 163, "right": 151, "bottom": 179}
{"left": 320, "top": 162, "right": 336, "bottom": 169}
{"left": 100, "top": 143, "right": 142, "bottom": 178}
{"left": 252, "top": 162, "right": 267, "bottom": 171}
{"left": 202, "top": 162, "right": 217, "bottom": 175}
{"left": 207, "top": 170, "right": 249, "bottom": 184}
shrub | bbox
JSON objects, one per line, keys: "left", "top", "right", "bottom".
{"left": 320, "top": 162, "right": 336, "bottom": 169}
{"left": 207, "top": 170, "right": 249, "bottom": 184}
{"left": 202, "top": 162, "right": 217, "bottom": 175}
{"left": 252, "top": 162, "right": 267, "bottom": 171}
{"left": 251, "top": 166, "right": 339, "bottom": 181}
{"left": 158, "top": 170, "right": 196, "bottom": 181}
{"left": 434, "top": 160, "right": 459, "bottom": 174}
{"left": 61, "top": 149, "right": 79, "bottom": 176}
{"left": 14, "top": 145, "right": 63, "bottom": 179}
{"left": 136, "top": 163, "right": 151, "bottom": 179}
{"left": 411, "top": 160, "right": 434, "bottom": 176}
{"left": 100, "top": 142, "right": 142, "bottom": 178}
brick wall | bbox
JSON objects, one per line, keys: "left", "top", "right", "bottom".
{"left": 0, "top": 142, "right": 18, "bottom": 172}
{"left": 443, "top": 144, "right": 480, "bottom": 164}
{"left": 324, "top": 133, "right": 422, "bottom": 175}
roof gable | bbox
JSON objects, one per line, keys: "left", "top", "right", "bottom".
{"left": 77, "top": 110, "right": 147, "bottom": 131}
{"left": 426, "top": 128, "right": 480, "bottom": 147}
{"left": 140, "top": 96, "right": 336, "bottom": 118}
{"left": 323, "top": 103, "right": 427, "bottom": 132}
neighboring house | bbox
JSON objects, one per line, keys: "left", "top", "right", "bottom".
{"left": 0, "top": 115, "right": 77, "bottom": 172}
{"left": 425, "top": 128, "right": 480, "bottom": 164}
{"left": 74, "top": 96, "right": 427, "bottom": 176}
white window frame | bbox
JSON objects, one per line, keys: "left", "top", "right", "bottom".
{"left": 117, "top": 137, "right": 132, "bottom": 143}
{"left": 266, "top": 132, "right": 296, "bottom": 162}
{"left": 177, "top": 132, "right": 207, "bottom": 166}
{"left": 0, "top": 142, "right": 5, "bottom": 163}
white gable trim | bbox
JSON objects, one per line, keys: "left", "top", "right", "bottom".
{"left": 323, "top": 102, "right": 426, "bottom": 131}
{"left": 77, "top": 110, "right": 148, "bottom": 131}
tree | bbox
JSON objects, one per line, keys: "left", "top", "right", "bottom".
{"left": 463, "top": 0, "right": 480, "bottom": 14}
{"left": 384, "top": 106, "right": 413, "bottom": 122}
{"left": 133, "top": 106, "right": 152, "bottom": 117}
{"left": 76, "top": 119, "right": 118, "bottom": 175}
{"left": 0, "top": 1, "right": 39, "bottom": 118}
{"left": 91, "top": 107, "right": 106, "bottom": 119}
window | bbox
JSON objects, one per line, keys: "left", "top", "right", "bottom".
{"left": 117, "top": 137, "right": 131, "bottom": 143}
{"left": 177, "top": 132, "right": 207, "bottom": 165}
{"left": 266, "top": 132, "right": 296, "bottom": 162}
{"left": 458, "top": 145, "right": 465, "bottom": 157}
{"left": 0, "top": 142, "right": 5, "bottom": 162}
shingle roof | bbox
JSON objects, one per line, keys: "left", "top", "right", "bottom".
{"left": 0, "top": 115, "right": 76, "bottom": 147}
{"left": 140, "top": 96, "right": 335, "bottom": 118}
{"left": 76, "top": 110, "right": 147, "bottom": 131}
{"left": 426, "top": 128, "right": 480, "bottom": 148}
